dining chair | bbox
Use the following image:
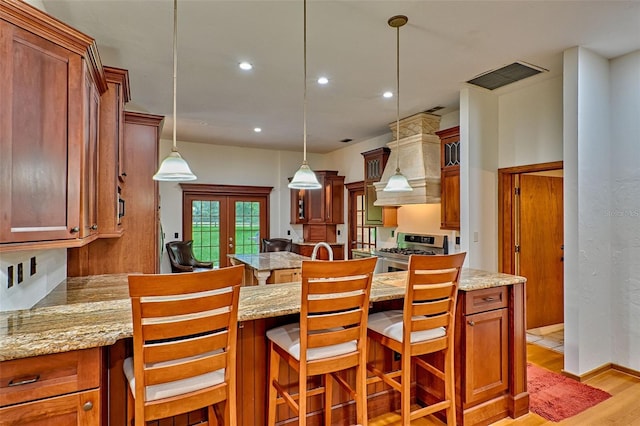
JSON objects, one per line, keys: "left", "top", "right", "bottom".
{"left": 261, "top": 238, "right": 293, "bottom": 253}
{"left": 166, "top": 240, "right": 214, "bottom": 273}
{"left": 124, "top": 266, "right": 243, "bottom": 425}
{"left": 366, "top": 252, "right": 466, "bottom": 424}
{"left": 266, "top": 257, "right": 378, "bottom": 426}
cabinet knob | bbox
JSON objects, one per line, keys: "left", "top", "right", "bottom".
{"left": 82, "top": 401, "right": 93, "bottom": 411}
{"left": 90, "top": 224, "right": 98, "bottom": 231}
{"left": 468, "top": 320, "right": 475, "bottom": 326}
{"left": 70, "top": 227, "right": 80, "bottom": 233}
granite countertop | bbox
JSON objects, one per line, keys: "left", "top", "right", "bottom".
{"left": 0, "top": 269, "right": 525, "bottom": 361}
{"left": 228, "top": 251, "right": 310, "bottom": 272}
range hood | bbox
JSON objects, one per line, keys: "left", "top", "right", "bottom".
{"left": 374, "top": 112, "right": 442, "bottom": 206}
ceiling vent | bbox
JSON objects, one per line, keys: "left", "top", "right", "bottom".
{"left": 467, "top": 61, "right": 547, "bottom": 90}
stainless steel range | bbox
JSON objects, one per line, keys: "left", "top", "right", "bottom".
{"left": 373, "top": 232, "right": 449, "bottom": 272}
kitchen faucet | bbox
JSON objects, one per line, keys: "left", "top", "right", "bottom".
{"left": 311, "top": 242, "right": 333, "bottom": 260}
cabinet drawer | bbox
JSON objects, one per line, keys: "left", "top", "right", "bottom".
{"left": 464, "top": 286, "right": 508, "bottom": 315}
{"left": 0, "top": 348, "right": 101, "bottom": 408}
{"left": 0, "top": 388, "right": 100, "bottom": 425}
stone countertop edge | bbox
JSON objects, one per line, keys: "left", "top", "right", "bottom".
{"left": 0, "top": 269, "right": 525, "bottom": 361}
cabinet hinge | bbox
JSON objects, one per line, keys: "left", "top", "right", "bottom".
{"left": 515, "top": 245, "right": 520, "bottom": 253}
{"left": 514, "top": 187, "right": 521, "bottom": 195}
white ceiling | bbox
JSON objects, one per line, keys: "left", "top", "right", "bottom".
{"left": 42, "top": 0, "right": 640, "bottom": 154}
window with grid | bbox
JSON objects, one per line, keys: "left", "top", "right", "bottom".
{"left": 234, "top": 201, "right": 260, "bottom": 255}
{"left": 191, "top": 200, "right": 221, "bottom": 267}
{"left": 355, "top": 193, "right": 376, "bottom": 250}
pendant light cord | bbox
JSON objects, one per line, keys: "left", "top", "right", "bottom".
{"left": 395, "top": 23, "right": 400, "bottom": 173}
{"left": 302, "top": 0, "right": 308, "bottom": 163}
{"left": 172, "top": 0, "right": 178, "bottom": 152}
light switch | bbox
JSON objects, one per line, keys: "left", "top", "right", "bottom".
{"left": 473, "top": 231, "right": 479, "bottom": 242}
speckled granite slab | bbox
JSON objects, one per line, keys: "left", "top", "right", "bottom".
{"left": 228, "top": 251, "right": 310, "bottom": 272}
{"left": 0, "top": 269, "right": 524, "bottom": 361}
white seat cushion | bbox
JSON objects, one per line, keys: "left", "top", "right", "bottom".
{"left": 266, "top": 322, "right": 357, "bottom": 361}
{"left": 368, "top": 310, "right": 446, "bottom": 344}
{"left": 123, "top": 352, "right": 225, "bottom": 402}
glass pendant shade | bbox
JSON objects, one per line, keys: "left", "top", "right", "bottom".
{"left": 288, "top": 0, "right": 321, "bottom": 191}
{"left": 153, "top": 150, "right": 197, "bottom": 181}
{"left": 383, "top": 170, "right": 412, "bottom": 192}
{"left": 383, "top": 15, "right": 413, "bottom": 193}
{"left": 152, "top": 0, "right": 196, "bottom": 182}
{"left": 288, "top": 161, "right": 322, "bottom": 189}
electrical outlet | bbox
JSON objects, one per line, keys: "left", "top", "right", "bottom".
{"left": 174, "top": 232, "right": 179, "bottom": 239}
{"left": 287, "top": 230, "right": 291, "bottom": 235}
{"left": 7, "top": 266, "right": 14, "bottom": 288}
{"left": 17, "top": 263, "right": 23, "bottom": 284}
{"left": 337, "top": 230, "right": 341, "bottom": 236}
{"left": 30, "top": 257, "right": 37, "bottom": 275}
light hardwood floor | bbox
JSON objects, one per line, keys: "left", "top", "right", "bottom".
{"left": 369, "top": 344, "right": 640, "bottom": 426}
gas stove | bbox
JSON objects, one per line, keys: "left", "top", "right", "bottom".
{"left": 373, "top": 233, "right": 448, "bottom": 271}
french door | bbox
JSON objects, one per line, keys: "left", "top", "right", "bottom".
{"left": 181, "top": 185, "right": 271, "bottom": 268}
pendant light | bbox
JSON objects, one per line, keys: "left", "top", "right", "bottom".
{"left": 288, "top": 0, "right": 322, "bottom": 190}
{"left": 383, "top": 15, "right": 413, "bottom": 192}
{"left": 153, "top": 0, "right": 197, "bottom": 181}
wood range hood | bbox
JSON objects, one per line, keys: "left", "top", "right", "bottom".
{"left": 374, "top": 112, "right": 442, "bottom": 206}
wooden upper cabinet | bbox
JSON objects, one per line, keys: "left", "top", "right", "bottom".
{"left": 97, "top": 67, "right": 131, "bottom": 238}
{"left": 290, "top": 171, "right": 344, "bottom": 225}
{"left": 0, "top": 1, "right": 106, "bottom": 248}
{"left": 308, "top": 171, "right": 344, "bottom": 224}
{"left": 361, "top": 148, "right": 397, "bottom": 227}
{"left": 436, "top": 126, "right": 460, "bottom": 230}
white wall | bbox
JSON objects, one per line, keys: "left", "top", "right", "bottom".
{"left": 610, "top": 50, "right": 640, "bottom": 371}
{"left": 563, "top": 46, "right": 614, "bottom": 375}
{"left": 0, "top": 249, "right": 66, "bottom": 311}
{"left": 460, "top": 87, "right": 499, "bottom": 270}
{"left": 499, "top": 76, "right": 564, "bottom": 168}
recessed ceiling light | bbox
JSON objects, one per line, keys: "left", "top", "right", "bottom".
{"left": 254, "top": 127, "right": 262, "bottom": 133}
{"left": 383, "top": 91, "right": 393, "bottom": 98}
{"left": 317, "top": 77, "right": 329, "bottom": 85}
{"left": 239, "top": 62, "right": 253, "bottom": 70}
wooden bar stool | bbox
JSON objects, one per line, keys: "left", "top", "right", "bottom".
{"left": 266, "top": 257, "right": 378, "bottom": 426}
{"left": 367, "top": 253, "right": 466, "bottom": 424}
{"left": 123, "top": 266, "right": 243, "bottom": 426}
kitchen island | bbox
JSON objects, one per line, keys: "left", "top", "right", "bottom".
{"left": 0, "top": 270, "right": 528, "bottom": 425}
{"left": 228, "top": 251, "right": 310, "bottom": 285}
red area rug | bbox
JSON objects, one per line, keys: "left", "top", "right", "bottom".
{"left": 527, "top": 363, "right": 612, "bottom": 422}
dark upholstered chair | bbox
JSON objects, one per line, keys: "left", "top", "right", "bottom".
{"left": 261, "top": 238, "right": 293, "bottom": 253}
{"left": 166, "top": 240, "right": 213, "bottom": 273}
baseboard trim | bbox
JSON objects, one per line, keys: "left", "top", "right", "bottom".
{"left": 563, "top": 363, "right": 640, "bottom": 382}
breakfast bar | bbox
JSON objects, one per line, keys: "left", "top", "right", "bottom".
{"left": 0, "top": 270, "right": 528, "bottom": 425}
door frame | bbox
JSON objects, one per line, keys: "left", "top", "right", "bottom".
{"left": 498, "top": 161, "right": 563, "bottom": 274}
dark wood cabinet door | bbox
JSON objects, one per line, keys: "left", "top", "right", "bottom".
{"left": 437, "top": 126, "right": 460, "bottom": 231}
{"left": 80, "top": 66, "right": 100, "bottom": 239}
{"left": 0, "top": 22, "right": 82, "bottom": 243}
{"left": 464, "top": 308, "right": 509, "bottom": 405}
{"left": 441, "top": 168, "right": 460, "bottom": 229}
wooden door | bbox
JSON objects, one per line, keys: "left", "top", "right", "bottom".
{"left": 519, "top": 173, "right": 564, "bottom": 329}
{"left": 182, "top": 185, "right": 271, "bottom": 268}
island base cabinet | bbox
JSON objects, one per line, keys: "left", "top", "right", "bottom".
{"left": 0, "top": 389, "right": 101, "bottom": 425}
{"left": 0, "top": 348, "right": 102, "bottom": 425}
